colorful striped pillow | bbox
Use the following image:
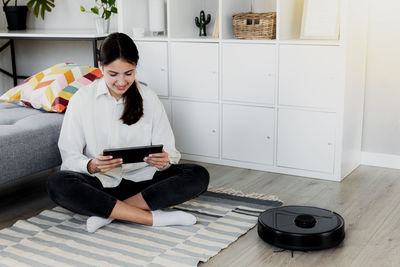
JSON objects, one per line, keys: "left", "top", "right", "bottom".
{"left": 0, "top": 63, "right": 103, "bottom": 113}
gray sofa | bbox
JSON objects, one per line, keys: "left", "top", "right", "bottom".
{"left": 0, "top": 101, "right": 64, "bottom": 185}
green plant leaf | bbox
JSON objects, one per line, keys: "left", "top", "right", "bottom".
{"left": 40, "top": 4, "right": 45, "bottom": 19}
{"left": 91, "top": 6, "right": 99, "bottom": 15}
{"left": 79, "top": 0, "right": 116, "bottom": 18}
{"left": 27, "top": 0, "right": 55, "bottom": 19}
{"left": 33, "top": 2, "right": 40, "bottom": 18}
{"left": 104, "top": 10, "right": 111, "bottom": 20}
{"left": 27, "top": 1, "right": 34, "bottom": 10}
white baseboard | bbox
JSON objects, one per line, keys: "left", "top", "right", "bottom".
{"left": 361, "top": 152, "right": 400, "bottom": 170}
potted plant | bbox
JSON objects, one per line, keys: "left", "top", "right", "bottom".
{"left": 3, "top": 0, "right": 54, "bottom": 30}
{"left": 3, "top": 0, "right": 28, "bottom": 30}
{"left": 80, "top": 0, "right": 118, "bottom": 34}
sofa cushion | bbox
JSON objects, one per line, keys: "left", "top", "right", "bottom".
{"left": 0, "top": 101, "right": 64, "bottom": 185}
{"left": 0, "top": 63, "right": 103, "bottom": 113}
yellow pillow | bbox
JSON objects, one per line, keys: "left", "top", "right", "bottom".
{"left": 0, "top": 63, "right": 103, "bottom": 113}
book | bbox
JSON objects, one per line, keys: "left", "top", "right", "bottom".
{"left": 213, "top": 13, "right": 219, "bottom": 38}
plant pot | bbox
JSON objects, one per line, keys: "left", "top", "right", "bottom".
{"left": 3, "top": 6, "right": 28, "bottom": 31}
{"left": 95, "top": 17, "right": 110, "bottom": 35}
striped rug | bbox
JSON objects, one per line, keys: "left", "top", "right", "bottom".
{"left": 0, "top": 190, "right": 282, "bottom": 266}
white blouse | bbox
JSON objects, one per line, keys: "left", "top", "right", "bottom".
{"left": 58, "top": 78, "right": 181, "bottom": 187}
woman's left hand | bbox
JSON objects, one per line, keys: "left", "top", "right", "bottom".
{"left": 144, "top": 149, "right": 170, "bottom": 169}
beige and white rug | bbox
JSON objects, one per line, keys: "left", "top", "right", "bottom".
{"left": 0, "top": 189, "right": 282, "bottom": 266}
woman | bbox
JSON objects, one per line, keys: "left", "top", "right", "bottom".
{"left": 47, "top": 32, "right": 209, "bottom": 233}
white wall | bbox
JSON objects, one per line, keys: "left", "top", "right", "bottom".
{"left": 0, "top": 0, "right": 117, "bottom": 93}
{"left": 362, "top": 0, "right": 400, "bottom": 157}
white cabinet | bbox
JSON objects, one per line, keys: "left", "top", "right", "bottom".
{"left": 170, "top": 42, "right": 219, "bottom": 100}
{"left": 277, "top": 109, "right": 336, "bottom": 173}
{"left": 160, "top": 98, "right": 172, "bottom": 123}
{"left": 172, "top": 100, "right": 219, "bottom": 157}
{"left": 222, "top": 43, "right": 276, "bottom": 104}
{"left": 222, "top": 104, "right": 274, "bottom": 165}
{"left": 135, "top": 41, "right": 169, "bottom": 96}
{"left": 118, "top": 0, "right": 369, "bottom": 181}
{"left": 278, "top": 45, "right": 342, "bottom": 109}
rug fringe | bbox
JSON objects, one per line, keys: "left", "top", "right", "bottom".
{"left": 208, "top": 186, "right": 281, "bottom": 202}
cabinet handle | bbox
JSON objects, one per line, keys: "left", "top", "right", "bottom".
{"left": 266, "top": 136, "right": 271, "bottom": 140}
{"left": 161, "top": 68, "right": 166, "bottom": 71}
{"left": 328, "top": 142, "right": 333, "bottom": 146}
{"left": 212, "top": 129, "right": 216, "bottom": 133}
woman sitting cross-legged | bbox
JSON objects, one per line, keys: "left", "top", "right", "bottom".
{"left": 47, "top": 32, "right": 210, "bottom": 233}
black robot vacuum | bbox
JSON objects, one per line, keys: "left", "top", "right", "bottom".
{"left": 258, "top": 206, "right": 345, "bottom": 251}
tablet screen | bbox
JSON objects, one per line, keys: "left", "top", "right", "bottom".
{"left": 103, "top": 144, "right": 163, "bottom": 164}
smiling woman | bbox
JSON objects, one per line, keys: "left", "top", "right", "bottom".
{"left": 102, "top": 59, "right": 136, "bottom": 100}
{"left": 46, "top": 32, "right": 210, "bottom": 234}
{"left": 98, "top": 33, "right": 143, "bottom": 125}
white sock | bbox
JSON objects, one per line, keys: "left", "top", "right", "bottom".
{"left": 151, "top": 210, "right": 196, "bottom": 227}
{"left": 86, "top": 216, "right": 114, "bottom": 233}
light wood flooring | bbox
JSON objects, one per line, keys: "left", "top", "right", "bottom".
{"left": 1, "top": 162, "right": 400, "bottom": 266}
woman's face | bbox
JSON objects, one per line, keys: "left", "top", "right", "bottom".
{"left": 102, "top": 58, "right": 136, "bottom": 100}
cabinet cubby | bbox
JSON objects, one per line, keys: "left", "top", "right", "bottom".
{"left": 222, "top": 104, "right": 274, "bottom": 165}
{"left": 172, "top": 100, "right": 219, "bottom": 158}
{"left": 118, "top": 0, "right": 168, "bottom": 38}
{"left": 135, "top": 41, "right": 169, "bottom": 96}
{"left": 169, "top": 0, "right": 219, "bottom": 39}
{"left": 221, "top": 0, "right": 277, "bottom": 40}
{"left": 222, "top": 43, "right": 276, "bottom": 104}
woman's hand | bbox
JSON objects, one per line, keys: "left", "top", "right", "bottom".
{"left": 144, "top": 149, "right": 170, "bottom": 169}
{"left": 87, "top": 153, "right": 123, "bottom": 174}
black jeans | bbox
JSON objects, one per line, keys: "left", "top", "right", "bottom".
{"left": 47, "top": 164, "right": 209, "bottom": 218}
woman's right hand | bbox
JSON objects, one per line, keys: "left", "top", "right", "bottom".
{"left": 87, "top": 153, "right": 123, "bottom": 174}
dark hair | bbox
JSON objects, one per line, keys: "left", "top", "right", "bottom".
{"left": 99, "top": 32, "right": 143, "bottom": 125}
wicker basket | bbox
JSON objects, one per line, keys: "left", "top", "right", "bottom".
{"left": 233, "top": 12, "right": 276, "bottom": 40}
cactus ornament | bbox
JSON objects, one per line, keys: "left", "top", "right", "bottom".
{"left": 195, "top": 10, "right": 211, "bottom": 36}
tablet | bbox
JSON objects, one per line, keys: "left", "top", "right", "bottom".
{"left": 103, "top": 144, "right": 163, "bottom": 164}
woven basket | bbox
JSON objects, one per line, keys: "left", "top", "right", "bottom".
{"left": 233, "top": 12, "right": 276, "bottom": 40}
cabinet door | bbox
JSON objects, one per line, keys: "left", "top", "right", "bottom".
{"left": 222, "top": 44, "right": 276, "bottom": 104}
{"left": 277, "top": 109, "right": 336, "bottom": 173}
{"left": 160, "top": 98, "right": 172, "bottom": 124}
{"left": 170, "top": 42, "right": 218, "bottom": 100}
{"left": 222, "top": 104, "right": 274, "bottom": 165}
{"left": 279, "top": 45, "right": 342, "bottom": 109}
{"left": 172, "top": 100, "right": 219, "bottom": 157}
{"left": 135, "top": 41, "right": 168, "bottom": 96}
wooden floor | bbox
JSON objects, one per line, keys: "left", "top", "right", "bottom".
{"left": 1, "top": 162, "right": 399, "bottom": 266}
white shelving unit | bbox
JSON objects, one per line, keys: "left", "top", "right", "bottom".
{"left": 117, "top": 0, "right": 369, "bottom": 181}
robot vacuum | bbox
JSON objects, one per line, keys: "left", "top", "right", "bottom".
{"left": 258, "top": 206, "right": 345, "bottom": 251}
